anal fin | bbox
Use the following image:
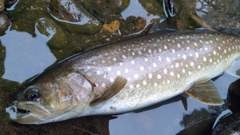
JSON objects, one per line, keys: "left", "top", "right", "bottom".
{"left": 90, "top": 76, "right": 127, "bottom": 106}
{"left": 185, "top": 78, "right": 223, "bottom": 105}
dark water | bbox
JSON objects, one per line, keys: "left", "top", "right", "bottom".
{"left": 1, "top": 0, "right": 240, "bottom": 134}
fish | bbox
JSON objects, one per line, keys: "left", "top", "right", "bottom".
{"left": 6, "top": 32, "right": 240, "bottom": 124}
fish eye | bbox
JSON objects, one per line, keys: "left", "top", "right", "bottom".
{"left": 27, "top": 92, "right": 39, "bottom": 101}
{"left": 24, "top": 86, "right": 39, "bottom": 101}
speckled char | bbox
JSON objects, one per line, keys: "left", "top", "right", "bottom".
{"left": 61, "top": 32, "right": 240, "bottom": 115}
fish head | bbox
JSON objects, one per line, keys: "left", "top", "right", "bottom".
{"left": 6, "top": 68, "right": 93, "bottom": 124}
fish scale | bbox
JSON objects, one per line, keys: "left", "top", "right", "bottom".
{"left": 6, "top": 32, "right": 240, "bottom": 124}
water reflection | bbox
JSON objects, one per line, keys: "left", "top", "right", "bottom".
{"left": 1, "top": 30, "right": 56, "bottom": 83}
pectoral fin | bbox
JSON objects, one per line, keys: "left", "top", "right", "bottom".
{"left": 185, "top": 78, "right": 223, "bottom": 105}
{"left": 90, "top": 76, "right": 127, "bottom": 106}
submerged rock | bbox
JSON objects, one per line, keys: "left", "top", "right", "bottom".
{"left": 0, "top": 12, "right": 10, "bottom": 36}
{"left": 102, "top": 20, "right": 120, "bottom": 33}
{"left": 212, "top": 112, "right": 240, "bottom": 135}
{"left": 0, "top": 0, "right": 4, "bottom": 12}
{"left": 35, "top": 18, "right": 67, "bottom": 49}
{"left": 119, "top": 16, "right": 147, "bottom": 35}
{"left": 4, "top": 0, "right": 17, "bottom": 8}
{"left": 80, "top": 0, "right": 130, "bottom": 22}
{"left": 48, "top": 0, "right": 102, "bottom": 34}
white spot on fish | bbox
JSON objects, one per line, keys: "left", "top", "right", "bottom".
{"left": 143, "top": 80, "right": 147, "bottom": 85}
{"left": 138, "top": 51, "right": 142, "bottom": 55}
{"left": 157, "top": 74, "right": 161, "bottom": 79}
{"left": 129, "top": 84, "right": 134, "bottom": 89}
{"left": 174, "top": 63, "right": 179, "bottom": 68}
{"left": 166, "top": 57, "right": 171, "bottom": 62}
{"left": 153, "top": 63, "right": 157, "bottom": 68}
{"left": 183, "top": 55, "right": 187, "bottom": 60}
{"left": 177, "top": 74, "right": 180, "bottom": 78}
{"left": 209, "top": 58, "right": 212, "bottom": 63}
{"left": 125, "top": 68, "right": 129, "bottom": 73}
{"left": 195, "top": 52, "right": 199, "bottom": 58}
{"left": 159, "top": 48, "right": 162, "bottom": 52}
{"left": 117, "top": 71, "right": 121, "bottom": 75}
{"left": 96, "top": 70, "right": 101, "bottom": 75}
{"left": 164, "top": 69, "right": 167, "bottom": 74}
{"left": 154, "top": 83, "right": 158, "bottom": 87}
{"left": 101, "top": 83, "right": 106, "bottom": 87}
{"left": 148, "top": 73, "right": 152, "bottom": 79}
{"left": 131, "top": 60, "right": 135, "bottom": 65}
{"left": 148, "top": 49, "right": 152, "bottom": 53}
{"left": 136, "top": 84, "right": 140, "bottom": 88}
{"left": 158, "top": 56, "right": 162, "bottom": 61}
{"left": 188, "top": 71, "right": 192, "bottom": 75}
{"left": 177, "top": 43, "right": 181, "bottom": 48}
{"left": 113, "top": 57, "right": 117, "bottom": 61}
{"left": 203, "top": 57, "right": 207, "bottom": 62}
{"left": 134, "top": 74, "right": 139, "bottom": 79}
{"left": 107, "top": 67, "right": 112, "bottom": 71}
{"left": 213, "top": 50, "right": 216, "bottom": 55}
{"left": 164, "top": 45, "right": 168, "bottom": 49}
{"left": 170, "top": 72, "right": 174, "bottom": 76}
{"left": 122, "top": 55, "right": 126, "bottom": 59}
{"left": 140, "top": 66, "right": 144, "bottom": 71}
{"left": 190, "top": 62, "right": 194, "bottom": 66}
{"left": 182, "top": 69, "right": 186, "bottom": 73}
{"left": 110, "top": 78, "right": 114, "bottom": 82}
{"left": 145, "top": 58, "right": 148, "bottom": 62}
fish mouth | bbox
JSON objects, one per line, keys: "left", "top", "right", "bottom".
{"left": 6, "top": 105, "right": 31, "bottom": 120}
{"left": 16, "top": 108, "right": 31, "bottom": 114}
{"left": 6, "top": 102, "right": 50, "bottom": 124}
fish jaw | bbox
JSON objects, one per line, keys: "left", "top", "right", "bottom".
{"left": 6, "top": 103, "right": 88, "bottom": 124}
{"left": 6, "top": 101, "right": 51, "bottom": 124}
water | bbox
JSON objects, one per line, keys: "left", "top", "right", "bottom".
{"left": 0, "top": 0, "right": 239, "bottom": 134}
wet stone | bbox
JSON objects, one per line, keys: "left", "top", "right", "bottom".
{"left": 35, "top": 18, "right": 67, "bottom": 49}
{"left": 0, "top": 0, "right": 4, "bottom": 12}
{"left": 80, "top": 0, "right": 130, "bottom": 22}
{"left": 119, "top": 16, "right": 147, "bottom": 35}
{"left": 0, "top": 12, "right": 10, "bottom": 36}
{"left": 48, "top": 0, "right": 102, "bottom": 34}
{"left": 4, "top": 0, "right": 17, "bottom": 8}
{"left": 102, "top": 20, "right": 120, "bottom": 33}
{"left": 138, "top": 0, "right": 165, "bottom": 16}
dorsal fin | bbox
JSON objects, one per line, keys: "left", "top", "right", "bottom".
{"left": 185, "top": 78, "right": 223, "bottom": 105}
{"left": 90, "top": 76, "right": 127, "bottom": 106}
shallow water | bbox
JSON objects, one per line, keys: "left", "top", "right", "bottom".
{"left": 1, "top": 0, "right": 240, "bottom": 134}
